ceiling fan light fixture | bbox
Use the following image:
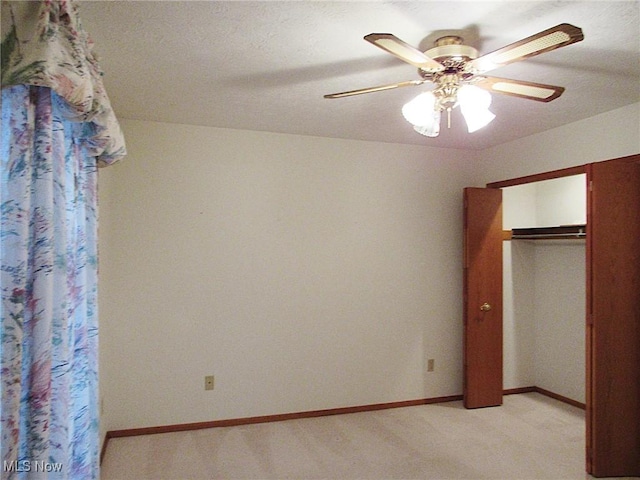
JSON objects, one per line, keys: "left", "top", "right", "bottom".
{"left": 458, "top": 85, "right": 496, "bottom": 133}
{"left": 414, "top": 116, "right": 441, "bottom": 137}
{"left": 458, "top": 84, "right": 492, "bottom": 109}
{"left": 461, "top": 107, "right": 496, "bottom": 133}
{"left": 402, "top": 92, "right": 437, "bottom": 126}
{"left": 403, "top": 85, "right": 495, "bottom": 136}
{"left": 403, "top": 92, "right": 442, "bottom": 136}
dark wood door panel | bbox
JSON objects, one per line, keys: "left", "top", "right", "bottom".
{"left": 587, "top": 157, "right": 640, "bottom": 477}
{"left": 463, "top": 187, "right": 503, "bottom": 409}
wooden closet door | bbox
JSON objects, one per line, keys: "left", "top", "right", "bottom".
{"left": 463, "top": 187, "right": 503, "bottom": 408}
{"left": 587, "top": 156, "right": 640, "bottom": 477}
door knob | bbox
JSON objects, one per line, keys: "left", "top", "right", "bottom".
{"left": 480, "top": 303, "right": 492, "bottom": 312}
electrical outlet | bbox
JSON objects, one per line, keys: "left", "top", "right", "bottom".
{"left": 427, "top": 359, "right": 435, "bottom": 372}
{"left": 204, "top": 375, "right": 215, "bottom": 391}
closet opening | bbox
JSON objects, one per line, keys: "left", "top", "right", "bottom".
{"left": 501, "top": 173, "right": 587, "bottom": 408}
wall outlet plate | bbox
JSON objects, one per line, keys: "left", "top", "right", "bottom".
{"left": 204, "top": 375, "right": 215, "bottom": 390}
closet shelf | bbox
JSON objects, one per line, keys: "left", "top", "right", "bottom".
{"left": 509, "top": 225, "right": 586, "bottom": 240}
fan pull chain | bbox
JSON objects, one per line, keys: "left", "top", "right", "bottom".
{"left": 447, "top": 107, "right": 452, "bottom": 129}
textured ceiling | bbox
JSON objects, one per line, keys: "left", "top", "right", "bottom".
{"left": 79, "top": 1, "right": 640, "bottom": 150}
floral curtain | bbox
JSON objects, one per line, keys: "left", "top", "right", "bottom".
{"left": 1, "top": 1, "right": 125, "bottom": 478}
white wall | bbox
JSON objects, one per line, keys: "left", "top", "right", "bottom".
{"left": 99, "top": 102, "right": 638, "bottom": 434}
{"left": 503, "top": 183, "right": 537, "bottom": 230}
{"left": 476, "top": 103, "right": 640, "bottom": 185}
{"left": 503, "top": 240, "right": 586, "bottom": 403}
{"left": 98, "top": 120, "right": 478, "bottom": 432}
{"left": 533, "top": 242, "right": 585, "bottom": 402}
{"left": 503, "top": 241, "right": 536, "bottom": 389}
{"left": 503, "top": 175, "right": 586, "bottom": 229}
{"left": 535, "top": 175, "right": 586, "bottom": 227}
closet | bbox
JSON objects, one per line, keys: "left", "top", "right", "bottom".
{"left": 502, "top": 174, "right": 586, "bottom": 406}
{"left": 463, "top": 154, "right": 640, "bottom": 477}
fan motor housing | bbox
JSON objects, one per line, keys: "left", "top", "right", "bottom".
{"left": 419, "top": 36, "right": 478, "bottom": 78}
{"left": 426, "top": 43, "right": 478, "bottom": 61}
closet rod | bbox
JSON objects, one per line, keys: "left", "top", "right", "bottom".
{"left": 511, "top": 232, "right": 586, "bottom": 239}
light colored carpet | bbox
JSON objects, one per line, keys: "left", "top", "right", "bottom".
{"left": 100, "top": 393, "right": 621, "bottom": 479}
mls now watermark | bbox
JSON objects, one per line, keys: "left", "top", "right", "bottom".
{"left": 4, "top": 460, "right": 64, "bottom": 473}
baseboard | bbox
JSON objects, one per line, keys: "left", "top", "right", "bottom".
{"left": 105, "top": 394, "right": 463, "bottom": 441}
{"left": 532, "top": 386, "right": 585, "bottom": 410}
{"left": 503, "top": 386, "right": 537, "bottom": 395}
{"left": 504, "top": 385, "right": 585, "bottom": 410}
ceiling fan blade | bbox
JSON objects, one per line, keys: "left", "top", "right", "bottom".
{"left": 364, "top": 33, "right": 444, "bottom": 72}
{"left": 324, "top": 80, "right": 426, "bottom": 99}
{"left": 473, "top": 76, "right": 565, "bottom": 102}
{"left": 467, "top": 23, "right": 584, "bottom": 74}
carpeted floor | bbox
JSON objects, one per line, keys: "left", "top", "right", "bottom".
{"left": 100, "top": 393, "right": 626, "bottom": 479}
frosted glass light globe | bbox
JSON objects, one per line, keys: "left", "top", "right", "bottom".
{"left": 402, "top": 92, "right": 437, "bottom": 126}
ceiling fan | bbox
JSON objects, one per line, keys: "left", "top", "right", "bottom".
{"left": 324, "top": 24, "right": 584, "bottom": 137}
